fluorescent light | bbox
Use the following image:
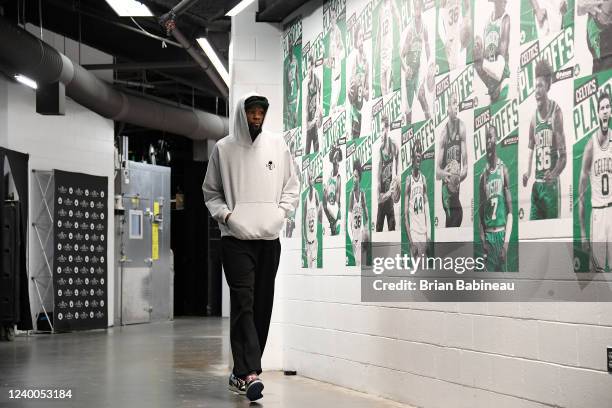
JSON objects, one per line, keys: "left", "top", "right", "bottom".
{"left": 196, "top": 38, "right": 230, "bottom": 85}
{"left": 105, "top": 0, "right": 153, "bottom": 17}
{"left": 225, "top": 0, "right": 257, "bottom": 17}
{"left": 14, "top": 74, "right": 38, "bottom": 90}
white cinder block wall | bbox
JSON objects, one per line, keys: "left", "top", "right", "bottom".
{"left": 0, "top": 26, "right": 116, "bottom": 328}
{"left": 229, "top": 3, "right": 612, "bottom": 408}
{"left": 228, "top": 1, "right": 285, "bottom": 371}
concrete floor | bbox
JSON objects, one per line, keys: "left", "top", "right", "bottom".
{"left": 0, "top": 317, "right": 409, "bottom": 408}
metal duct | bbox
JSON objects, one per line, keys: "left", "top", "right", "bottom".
{"left": 0, "top": 17, "right": 229, "bottom": 141}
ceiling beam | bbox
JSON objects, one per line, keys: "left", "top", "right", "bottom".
{"left": 83, "top": 61, "right": 199, "bottom": 71}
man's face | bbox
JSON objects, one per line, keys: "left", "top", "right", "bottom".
{"left": 449, "top": 94, "right": 459, "bottom": 119}
{"left": 356, "top": 28, "right": 364, "bottom": 52}
{"left": 308, "top": 172, "right": 314, "bottom": 187}
{"left": 413, "top": 150, "right": 422, "bottom": 171}
{"left": 534, "top": 76, "right": 549, "bottom": 105}
{"left": 246, "top": 106, "right": 265, "bottom": 131}
{"left": 415, "top": 0, "right": 423, "bottom": 17}
{"left": 382, "top": 123, "right": 389, "bottom": 140}
{"left": 486, "top": 126, "right": 497, "bottom": 161}
{"left": 599, "top": 97, "right": 611, "bottom": 131}
{"left": 494, "top": 0, "right": 507, "bottom": 13}
{"left": 353, "top": 169, "right": 360, "bottom": 185}
{"left": 332, "top": 152, "right": 340, "bottom": 170}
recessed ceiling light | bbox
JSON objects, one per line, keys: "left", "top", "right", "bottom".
{"left": 196, "top": 38, "right": 229, "bottom": 86}
{"left": 105, "top": 0, "right": 153, "bottom": 17}
{"left": 225, "top": 0, "right": 257, "bottom": 17}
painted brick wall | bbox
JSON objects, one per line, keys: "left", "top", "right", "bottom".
{"left": 265, "top": 2, "right": 612, "bottom": 408}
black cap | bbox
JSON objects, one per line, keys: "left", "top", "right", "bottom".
{"left": 244, "top": 96, "right": 269, "bottom": 111}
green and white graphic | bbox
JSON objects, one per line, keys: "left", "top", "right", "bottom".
{"left": 302, "top": 6, "right": 326, "bottom": 156}
{"left": 284, "top": 128, "right": 303, "bottom": 239}
{"left": 302, "top": 38, "right": 325, "bottom": 155}
{"left": 302, "top": 152, "right": 324, "bottom": 268}
{"left": 435, "top": 0, "right": 474, "bottom": 75}
{"left": 433, "top": 66, "right": 476, "bottom": 241}
{"left": 520, "top": 0, "right": 574, "bottom": 45}
{"left": 347, "top": 1, "right": 373, "bottom": 140}
{"left": 473, "top": 99, "right": 520, "bottom": 272}
{"left": 323, "top": 0, "right": 347, "bottom": 117}
{"left": 346, "top": 134, "right": 373, "bottom": 266}
{"left": 473, "top": 0, "right": 519, "bottom": 105}
{"left": 283, "top": 18, "right": 303, "bottom": 131}
{"left": 401, "top": 0, "right": 437, "bottom": 124}
{"left": 322, "top": 111, "right": 347, "bottom": 240}
{"left": 371, "top": 92, "right": 403, "bottom": 239}
{"left": 372, "top": 0, "right": 402, "bottom": 98}
{"left": 400, "top": 120, "right": 436, "bottom": 257}
{"left": 518, "top": 34, "right": 574, "bottom": 235}
{"left": 517, "top": 26, "right": 576, "bottom": 104}
{"left": 574, "top": 1, "right": 612, "bottom": 75}
{"left": 572, "top": 70, "right": 612, "bottom": 272}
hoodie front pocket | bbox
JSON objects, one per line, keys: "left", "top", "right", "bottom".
{"left": 229, "top": 202, "right": 285, "bottom": 239}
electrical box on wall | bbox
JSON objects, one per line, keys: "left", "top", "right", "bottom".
{"left": 608, "top": 348, "right": 612, "bottom": 373}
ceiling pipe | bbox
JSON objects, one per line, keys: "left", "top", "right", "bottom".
{"left": 0, "top": 16, "right": 228, "bottom": 140}
{"left": 159, "top": 2, "right": 229, "bottom": 99}
{"left": 168, "top": 0, "right": 201, "bottom": 17}
{"left": 256, "top": 0, "right": 310, "bottom": 22}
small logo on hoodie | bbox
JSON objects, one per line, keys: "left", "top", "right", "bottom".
{"left": 266, "top": 161, "right": 275, "bottom": 171}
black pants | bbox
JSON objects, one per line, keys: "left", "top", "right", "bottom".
{"left": 444, "top": 193, "right": 463, "bottom": 228}
{"left": 376, "top": 199, "right": 396, "bottom": 232}
{"left": 221, "top": 236, "right": 281, "bottom": 377}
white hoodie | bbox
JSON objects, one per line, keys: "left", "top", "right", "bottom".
{"left": 202, "top": 93, "right": 300, "bottom": 240}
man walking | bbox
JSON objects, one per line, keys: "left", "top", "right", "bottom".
{"left": 203, "top": 94, "right": 299, "bottom": 401}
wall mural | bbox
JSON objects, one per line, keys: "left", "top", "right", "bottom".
{"left": 282, "top": 0, "right": 612, "bottom": 273}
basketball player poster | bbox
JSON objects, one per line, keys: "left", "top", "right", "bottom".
{"left": 433, "top": 65, "right": 476, "bottom": 241}
{"left": 283, "top": 17, "right": 303, "bottom": 132}
{"left": 574, "top": 0, "right": 612, "bottom": 76}
{"left": 283, "top": 128, "right": 303, "bottom": 239}
{"left": 371, "top": 91, "right": 403, "bottom": 241}
{"left": 323, "top": 0, "right": 347, "bottom": 118}
{"left": 346, "top": 0, "right": 374, "bottom": 141}
{"left": 401, "top": 0, "right": 437, "bottom": 125}
{"left": 473, "top": 99, "right": 520, "bottom": 272}
{"left": 302, "top": 152, "right": 324, "bottom": 269}
{"left": 372, "top": 0, "right": 403, "bottom": 98}
{"left": 435, "top": 0, "right": 475, "bottom": 75}
{"left": 472, "top": 0, "right": 520, "bottom": 105}
{"left": 520, "top": 0, "right": 574, "bottom": 45}
{"left": 302, "top": 7, "right": 325, "bottom": 156}
{"left": 321, "top": 110, "right": 347, "bottom": 241}
{"left": 345, "top": 133, "right": 373, "bottom": 267}
{"left": 517, "top": 24, "right": 575, "bottom": 238}
{"left": 572, "top": 69, "right": 612, "bottom": 273}
{"left": 400, "top": 119, "right": 436, "bottom": 258}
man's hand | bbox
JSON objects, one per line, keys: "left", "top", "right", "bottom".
{"left": 543, "top": 170, "right": 554, "bottom": 182}
{"left": 522, "top": 172, "right": 530, "bottom": 187}
{"left": 405, "top": 66, "right": 413, "bottom": 80}
{"left": 483, "top": 239, "right": 491, "bottom": 257}
{"left": 581, "top": 230, "right": 590, "bottom": 253}
{"left": 500, "top": 243, "right": 508, "bottom": 263}
{"left": 473, "top": 36, "right": 484, "bottom": 64}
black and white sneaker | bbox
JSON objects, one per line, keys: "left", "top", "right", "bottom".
{"left": 245, "top": 375, "right": 264, "bottom": 401}
{"left": 228, "top": 373, "right": 246, "bottom": 395}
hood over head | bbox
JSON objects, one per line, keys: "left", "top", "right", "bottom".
{"left": 233, "top": 92, "right": 269, "bottom": 143}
